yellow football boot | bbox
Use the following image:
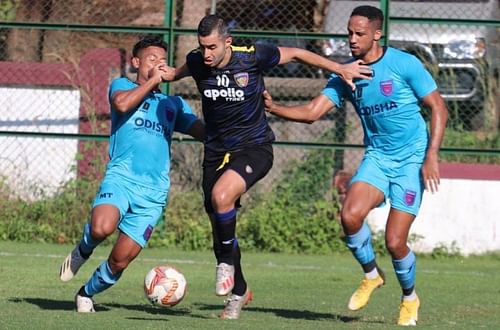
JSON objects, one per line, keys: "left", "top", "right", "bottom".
{"left": 348, "top": 268, "right": 385, "bottom": 311}
{"left": 398, "top": 296, "right": 420, "bottom": 326}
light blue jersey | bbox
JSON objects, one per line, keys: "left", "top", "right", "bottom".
{"left": 106, "top": 77, "right": 198, "bottom": 192}
{"left": 91, "top": 77, "right": 198, "bottom": 247}
{"left": 323, "top": 47, "right": 438, "bottom": 215}
{"left": 323, "top": 47, "right": 437, "bottom": 161}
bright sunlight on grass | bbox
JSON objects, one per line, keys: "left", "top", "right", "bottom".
{"left": 1, "top": 241, "right": 499, "bottom": 329}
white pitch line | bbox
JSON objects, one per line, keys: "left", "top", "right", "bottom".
{"left": 0, "top": 251, "right": 495, "bottom": 277}
{"left": 0, "top": 251, "right": 323, "bottom": 271}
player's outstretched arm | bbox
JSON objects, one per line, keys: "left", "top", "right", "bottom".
{"left": 263, "top": 90, "right": 335, "bottom": 124}
{"left": 277, "top": 47, "right": 372, "bottom": 90}
{"left": 187, "top": 120, "right": 206, "bottom": 142}
{"left": 112, "top": 63, "right": 171, "bottom": 113}
{"left": 173, "top": 63, "right": 192, "bottom": 81}
{"left": 420, "top": 90, "right": 448, "bottom": 193}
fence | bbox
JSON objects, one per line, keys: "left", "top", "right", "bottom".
{"left": 0, "top": 0, "right": 499, "bottom": 201}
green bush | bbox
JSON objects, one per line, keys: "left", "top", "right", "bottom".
{"left": 0, "top": 140, "right": 398, "bottom": 256}
{"left": 149, "top": 191, "right": 211, "bottom": 250}
{"left": 0, "top": 177, "right": 97, "bottom": 243}
{"left": 237, "top": 145, "right": 347, "bottom": 254}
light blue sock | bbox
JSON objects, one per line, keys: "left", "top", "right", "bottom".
{"left": 392, "top": 250, "right": 417, "bottom": 290}
{"left": 345, "top": 222, "right": 375, "bottom": 265}
{"left": 84, "top": 260, "right": 122, "bottom": 296}
{"left": 78, "top": 223, "right": 101, "bottom": 257}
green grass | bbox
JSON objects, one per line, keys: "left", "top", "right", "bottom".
{"left": 0, "top": 241, "right": 499, "bottom": 329}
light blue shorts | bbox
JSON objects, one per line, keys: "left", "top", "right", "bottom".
{"left": 351, "top": 153, "right": 424, "bottom": 216}
{"left": 92, "top": 177, "right": 167, "bottom": 247}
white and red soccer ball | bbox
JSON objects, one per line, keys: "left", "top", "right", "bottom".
{"left": 144, "top": 265, "right": 187, "bottom": 307}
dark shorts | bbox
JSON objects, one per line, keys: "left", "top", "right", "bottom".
{"left": 202, "top": 144, "right": 273, "bottom": 213}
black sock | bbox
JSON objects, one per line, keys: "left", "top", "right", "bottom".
{"left": 78, "top": 245, "right": 92, "bottom": 259}
{"left": 231, "top": 243, "right": 247, "bottom": 296}
{"left": 402, "top": 286, "right": 415, "bottom": 296}
{"left": 214, "top": 209, "right": 237, "bottom": 264}
{"left": 78, "top": 285, "right": 92, "bottom": 298}
{"left": 361, "top": 259, "right": 377, "bottom": 273}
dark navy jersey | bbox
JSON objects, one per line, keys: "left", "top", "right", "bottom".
{"left": 186, "top": 43, "right": 280, "bottom": 153}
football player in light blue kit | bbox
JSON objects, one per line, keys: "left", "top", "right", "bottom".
{"left": 264, "top": 5, "right": 448, "bottom": 326}
{"left": 59, "top": 35, "right": 205, "bottom": 312}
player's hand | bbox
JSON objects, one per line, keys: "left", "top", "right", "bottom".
{"left": 421, "top": 151, "right": 440, "bottom": 193}
{"left": 337, "top": 60, "right": 372, "bottom": 91}
{"left": 263, "top": 90, "right": 274, "bottom": 113}
{"left": 149, "top": 63, "right": 165, "bottom": 84}
{"left": 159, "top": 64, "right": 176, "bottom": 82}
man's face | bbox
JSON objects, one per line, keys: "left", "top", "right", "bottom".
{"left": 132, "top": 46, "right": 167, "bottom": 82}
{"left": 198, "top": 31, "right": 232, "bottom": 68}
{"left": 347, "top": 15, "right": 381, "bottom": 59}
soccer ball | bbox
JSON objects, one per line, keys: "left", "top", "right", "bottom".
{"left": 144, "top": 265, "right": 187, "bottom": 307}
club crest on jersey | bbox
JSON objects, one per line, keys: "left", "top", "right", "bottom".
{"left": 166, "top": 109, "right": 174, "bottom": 121}
{"left": 143, "top": 225, "right": 154, "bottom": 241}
{"left": 404, "top": 189, "right": 416, "bottom": 206}
{"left": 380, "top": 80, "right": 393, "bottom": 96}
{"left": 234, "top": 72, "right": 249, "bottom": 88}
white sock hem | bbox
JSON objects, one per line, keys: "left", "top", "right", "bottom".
{"left": 365, "top": 267, "right": 379, "bottom": 279}
{"left": 402, "top": 290, "right": 417, "bottom": 301}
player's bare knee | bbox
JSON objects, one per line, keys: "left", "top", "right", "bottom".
{"left": 90, "top": 223, "right": 113, "bottom": 240}
{"left": 340, "top": 207, "right": 365, "bottom": 233}
{"left": 107, "top": 257, "right": 129, "bottom": 274}
{"left": 211, "top": 190, "right": 235, "bottom": 212}
{"left": 385, "top": 237, "right": 408, "bottom": 258}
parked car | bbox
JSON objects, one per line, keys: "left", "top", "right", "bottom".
{"left": 322, "top": 0, "right": 499, "bottom": 130}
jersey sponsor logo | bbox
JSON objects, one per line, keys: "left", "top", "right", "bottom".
{"left": 380, "top": 80, "right": 393, "bottom": 96}
{"left": 358, "top": 101, "right": 398, "bottom": 116}
{"left": 404, "top": 189, "right": 417, "bottom": 206}
{"left": 203, "top": 88, "right": 245, "bottom": 101}
{"left": 134, "top": 117, "right": 171, "bottom": 136}
{"left": 234, "top": 72, "right": 249, "bottom": 87}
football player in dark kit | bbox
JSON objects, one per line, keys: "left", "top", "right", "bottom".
{"left": 173, "top": 14, "right": 372, "bottom": 319}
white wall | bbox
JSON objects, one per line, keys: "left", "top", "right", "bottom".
{"left": 0, "top": 86, "right": 80, "bottom": 199}
{"left": 367, "top": 178, "right": 500, "bottom": 255}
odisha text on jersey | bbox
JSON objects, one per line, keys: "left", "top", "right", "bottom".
{"left": 358, "top": 101, "right": 398, "bottom": 116}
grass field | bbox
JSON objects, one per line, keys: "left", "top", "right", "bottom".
{"left": 0, "top": 241, "right": 499, "bottom": 329}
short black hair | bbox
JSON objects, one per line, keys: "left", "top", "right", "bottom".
{"left": 197, "top": 14, "right": 231, "bottom": 38}
{"left": 132, "top": 35, "right": 168, "bottom": 57}
{"left": 351, "top": 6, "right": 384, "bottom": 30}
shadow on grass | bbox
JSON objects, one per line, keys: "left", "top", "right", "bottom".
{"left": 10, "top": 297, "right": 383, "bottom": 324}
{"left": 8, "top": 297, "right": 189, "bottom": 316}
{"left": 194, "top": 302, "right": 362, "bottom": 322}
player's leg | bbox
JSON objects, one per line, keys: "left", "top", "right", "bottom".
{"left": 72, "top": 205, "right": 121, "bottom": 312}
{"left": 60, "top": 204, "right": 120, "bottom": 282}
{"left": 202, "top": 153, "right": 238, "bottom": 297}
{"left": 76, "top": 232, "right": 142, "bottom": 312}
{"left": 385, "top": 209, "right": 420, "bottom": 325}
{"left": 342, "top": 181, "right": 386, "bottom": 311}
{"left": 342, "top": 156, "right": 388, "bottom": 311}
{"left": 210, "top": 169, "right": 246, "bottom": 297}
{"left": 60, "top": 180, "right": 127, "bottom": 282}
{"left": 387, "top": 161, "right": 423, "bottom": 326}
{"left": 75, "top": 183, "right": 165, "bottom": 312}
{"left": 208, "top": 145, "right": 272, "bottom": 319}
